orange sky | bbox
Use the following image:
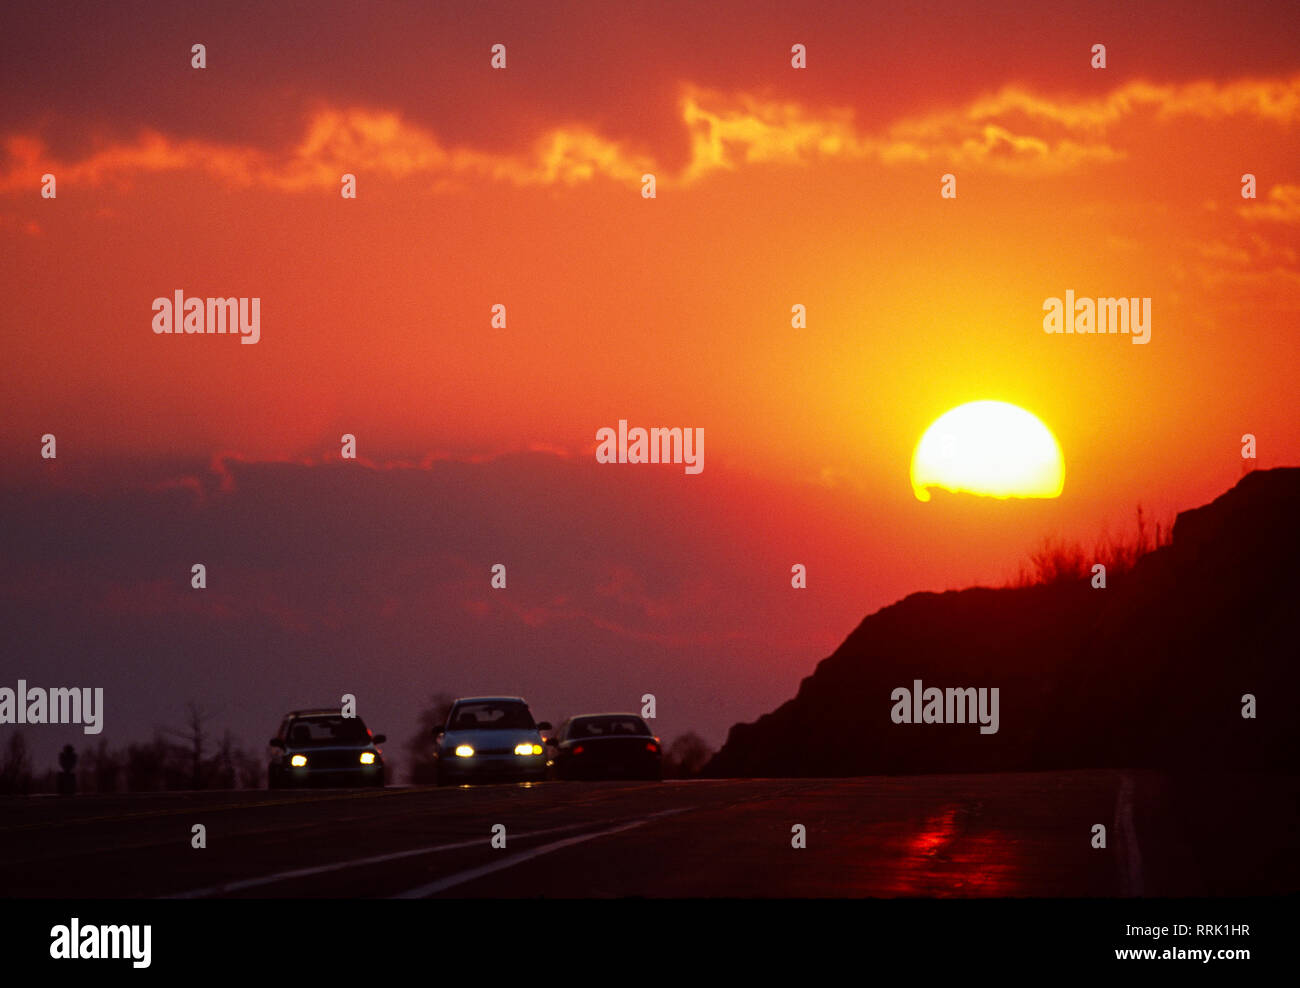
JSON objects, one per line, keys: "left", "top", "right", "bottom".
{"left": 2, "top": 1, "right": 1298, "bottom": 757}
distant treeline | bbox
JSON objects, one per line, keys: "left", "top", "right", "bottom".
{"left": 0, "top": 728, "right": 264, "bottom": 795}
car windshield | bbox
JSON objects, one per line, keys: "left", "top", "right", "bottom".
{"left": 449, "top": 701, "right": 535, "bottom": 731}
{"left": 287, "top": 716, "right": 370, "bottom": 746}
{"left": 568, "top": 716, "right": 649, "bottom": 739}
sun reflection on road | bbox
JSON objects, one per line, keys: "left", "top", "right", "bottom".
{"left": 886, "top": 803, "right": 1022, "bottom": 896}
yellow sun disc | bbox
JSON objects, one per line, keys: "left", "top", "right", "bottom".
{"left": 911, "top": 401, "right": 1064, "bottom": 502}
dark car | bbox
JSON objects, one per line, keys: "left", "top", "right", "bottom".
{"left": 433, "top": 696, "right": 551, "bottom": 785}
{"left": 549, "top": 713, "right": 662, "bottom": 781}
{"left": 268, "top": 709, "right": 386, "bottom": 788}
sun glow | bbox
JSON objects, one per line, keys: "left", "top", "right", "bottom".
{"left": 911, "top": 401, "right": 1064, "bottom": 502}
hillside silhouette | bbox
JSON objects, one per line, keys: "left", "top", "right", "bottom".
{"left": 707, "top": 467, "right": 1299, "bottom": 777}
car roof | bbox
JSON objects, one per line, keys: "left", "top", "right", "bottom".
{"left": 452, "top": 696, "right": 528, "bottom": 704}
{"left": 570, "top": 712, "right": 645, "bottom": 721}
{"left": 287, "top": 708, "right": 350, "bottom": 718}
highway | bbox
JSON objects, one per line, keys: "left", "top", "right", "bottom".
{"left": 1, "top": 770, "right": 1294, "bottom": 898}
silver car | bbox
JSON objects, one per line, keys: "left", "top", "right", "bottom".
{"left": 433, "top": 696, "right": 551, "bottom": 785}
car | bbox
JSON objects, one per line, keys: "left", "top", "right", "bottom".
{"left": 267, "top": 708, "right": 387, "bottom": 789}
{"left": 433, "top": 696, "right": 551, "bottom": 785}
{"left": 548, "top": 713, "right": 662, "bottom": 781}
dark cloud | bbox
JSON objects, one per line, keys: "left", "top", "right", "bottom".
{"left": 5, "top": 0, "right": 1298, "bottom": 168}
{"left": 0, "top": 451, "right": 867, "bottom": 772}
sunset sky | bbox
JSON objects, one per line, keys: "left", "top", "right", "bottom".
{"left": 2, "top": 1, "right": 1298, "bottom": 767}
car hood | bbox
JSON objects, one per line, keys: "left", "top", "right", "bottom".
{"left": 442, "top": 728, "right": 543, "bottom": 749}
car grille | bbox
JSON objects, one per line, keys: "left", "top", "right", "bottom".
{"left": 304, "top": 751, "right": 364, "bottom": 769}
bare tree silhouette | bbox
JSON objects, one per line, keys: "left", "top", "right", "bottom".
{"left": 165, "top": 700, "right": 212, "bottom": 790}
{"left": 0, "top": 731, "right": 34, "bottom": 795}
{"left": 125, "top": 732, "right": 170, "bottom": 792}
{"left": 663, "top": 732, "right": 713, "bottom": 779}
{"left": 81, "top": 737, "right": 121, "bottom": 794}
{"left": 406, "top": 692, "right": 456, "bottom": 784}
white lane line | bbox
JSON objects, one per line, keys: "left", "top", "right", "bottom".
{"left": 392, "top": 808, "right": 687, "bottom": 898}
{"left": 1114, "top": 772, "right": 1145, "bottom": 896}
{"left": 164, "top": 819, "right": 619, "bottom": 899}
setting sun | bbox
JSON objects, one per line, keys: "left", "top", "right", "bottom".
{"left": 911, "top": 401, "right": 1065, "bottom": 503}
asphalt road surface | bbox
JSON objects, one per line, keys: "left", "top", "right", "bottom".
{"left": 1, "top": 770, "right": 1295, "bottom": 898}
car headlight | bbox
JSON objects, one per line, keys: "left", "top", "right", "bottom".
{"left": 290, "top": 754, "right": 307, "bottom": 767}
{"left": 359, "top": 752, "right": 376, "bottom": 765}
{"left": 455, "top": 745, "right": 475, "bottom": 758}
{"left": 515, "top": 743, "right": 544, "bottom": 756}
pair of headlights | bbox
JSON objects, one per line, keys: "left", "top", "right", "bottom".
{"left": 453, "top": 744, "right": 543, "bottom": 757}
{"left": 288, "top": 752, "right": 376, "bottom": 767}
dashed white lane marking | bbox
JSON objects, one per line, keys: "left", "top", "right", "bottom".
{"left": 392, "top": 808, "right": 688, "bottom": 898}
{"left": 165, "top": 818, "right": 621, "bottom": 899}
{"left": 1114, "top": 772, "right": 1144, "bottom": 896}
